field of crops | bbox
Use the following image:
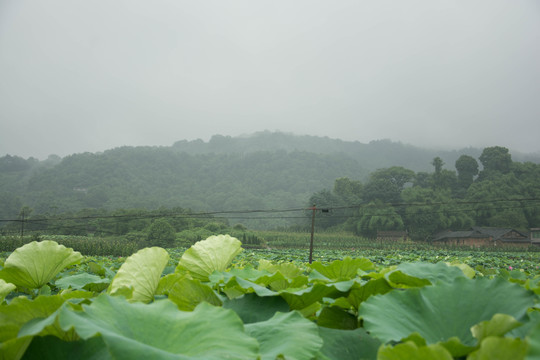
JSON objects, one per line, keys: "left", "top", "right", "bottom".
{"left": 1, "top": 235, "right": 540, "bottom": 359}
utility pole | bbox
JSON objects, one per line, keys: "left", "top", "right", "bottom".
{"left": 20, "top": 209, "right": 25, "bottom": 239}
{"left": 309, "top": 205, "right": 316, "bottom": 264}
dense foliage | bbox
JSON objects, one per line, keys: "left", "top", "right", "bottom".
{"left": 309, "top": 146, "right": 540, "bottom": 240}
{"left": 2, "top": 237, "right": 540, "bottom": 359}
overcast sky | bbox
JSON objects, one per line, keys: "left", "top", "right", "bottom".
{"left": 1, "top": 1, "right": 539, "bottom": 159}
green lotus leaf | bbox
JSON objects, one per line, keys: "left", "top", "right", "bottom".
{"left": 317, "top": 305, "right": 358, "bottom": 330}
{"left": 0, "top": 241, "right": 83, "bottom": 289}
{"left": 527, "top": 321, "right": 540, "bottom": 360}
{"left": 245, "top": 311, "right": 323, "bottom": 360}
{"left": 156, "top": 273, "right": 222, "bottom": 311}
{"left": 471, "top": 313, "right": 522, "bottom": 342}
{"left": 55, "top": 273, "right": 109, "bottom": 292}
{"left": 228, "top": 266, "right": 308, "bottom": 292}
{"left": 316, "top": 327, "right": 381, "bottom": 360}
{"left": 347, "top": 277, "right": 393, "bottom": 309}
{"left": 223, "top": 293, "right": 289, "bottom": 324}
{"left": 377, "top": 341, "right": 454, "bottom": 360}
{"left": 397, "top": 261, "right": 468, "bottom": 283}
{"left": 0, "top": 279, "right": 16, "bottom": 302}
{"left": 58, "top": 294, "right": 259, "bottom": 359}
{"left": 359, "top": 277, "right": 535, "bottom": 350}
{"left": 449, "top": 262, "right": 476, "bottom": 279}
{"left": 0, "top": 293, "right": 75, "bottom": 359}
{"left": 258, "top": 259, "right": 304, "bottom": 279}
{"left": 309, "top": 257, "right": 374, "bottom": 281}
{"left": 468, "top": 336, "right": 528, "bottom": 360}
{"left": 176, "top": 234, "right": 242, "bottom": 280}
{"left": 108, "top": 247, "right": 169, "bottom": 303}
{"left": 280, "top": 283, "right": 348, "bottom": 310}
{"left": 22, "top": 335, "right": 112, "bottom": 360}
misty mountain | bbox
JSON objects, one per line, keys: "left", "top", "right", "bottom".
{"left": 1, "top": 132, "right": 539, "bottom": 228}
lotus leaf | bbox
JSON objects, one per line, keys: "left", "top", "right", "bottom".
{"left": 156, "top": 273, "right": 222, "bottom": 311}
{"left": 0, "top": 241, "right": 82, "bottom": 289}
{"left": 377, "top": 341, "right": 454, "bottom": 360}
{"left": 471, "top": 313, "right": 522, "bottom": 342}
{"left": 468, "top": 336, "right": 528, "bottom": 360}
{"left": 245, "top": 311, "right": 323, "bottom": 360}
{"left": 22, "top": 335, "right": 111, "bottom": 360}
{"left": 316, "top": 327, "right": 380, "bottom": 360}
{"left": 359, "top": 277, "right": 535, "bottom": 350}
{"left": 108, "top": 247, "right": 169, "bottom": 303}
{"left": 176, "top": 234, "right": 242, "bottom": 280}
{"left": 0, "top": 279, "right": 16, "bottom": 302}
{"left": 223, "top": 293, "right": 289, "bottom": 324}
{"left": 58, "top": 294, "right": 259, "bottom": 359}
{"left": 309, "top": 257, "right": 374, "bottom": 281}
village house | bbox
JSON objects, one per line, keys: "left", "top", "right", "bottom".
{"left": 432, "top": 227, "right": 531, "bottom": 248}
{"left": 531, "top": 228, "right": 540, "bottom": 246}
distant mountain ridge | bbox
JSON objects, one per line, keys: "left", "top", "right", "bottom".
{"left": 172, "top": 131, "right": 539, "bottom": 172}
{"left": 1, "top": 131, "right": 539, "bottom": 229}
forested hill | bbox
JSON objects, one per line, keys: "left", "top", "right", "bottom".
{"left": 172, "top": 131, "right": 540, "bottom": 172}
{"left": 1, "top": 132, "right": 539, "bottom": 229}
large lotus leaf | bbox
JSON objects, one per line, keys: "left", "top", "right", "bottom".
{"left": 377, "top": 341, "right": 454, "bottom": 360}
{"left": 0, "top": 241, "right": 83, "bottom": 289}
{"left": 392, "top": 262, "right": 468, "bottom": 285}
{"left": 22, "top": 335, "right": 111, "bottom": 360}
{"left": 176, "top": 234, "right": 242, "bottom": 280}
{"left": 58, "top": 294, "right": 259, "bottom": 359}
{"left": 0, "top": 294, "right": 75, "bottom": 359}
{"left": 309, "top": 257, "right": 374, "bottom": 281}
{"left": 245, "top": 311, "right": 323, "bottom": 360}
{"left": 108, "top": 247, "right": 169, "bottom": 303}
{"left": 156, "top": 273, "right": 222, "bottom": 311}
{"left": 0, "top": 279, "right": 16, "bottom": 302}
{"left": 316, "top": 327, "right": 381, "bottom": 360}
{"left": 359, "top": 277, "right": 535, "bottom": 349}
{"left": 258, "top": 259, "right": 304, "bottom": 279}
{"left": 223, "top": 293, "right": 289, "bottom": 324}
{"left": 468, "top": 336, "right": 527, "bottom": 360}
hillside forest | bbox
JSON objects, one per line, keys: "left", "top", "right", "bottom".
{"left": 0, "top": 133, "right": 539, "bottom": 241}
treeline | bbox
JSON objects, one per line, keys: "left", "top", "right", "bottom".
{"left": 0, "top": 207, "right": 262, "bottom": 252}
{"left": 1, "top": 133, "right": 540, "bottom": 231}
{"left": 308, "top": 146, "right": 540, "bottom": 240}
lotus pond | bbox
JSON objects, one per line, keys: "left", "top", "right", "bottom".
{"left": 1, "top": 237, "right": 540, "bottom": 359}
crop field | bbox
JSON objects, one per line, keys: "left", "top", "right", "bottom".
{"left": 1, "top": 235, "right": 540, "bottom": 359}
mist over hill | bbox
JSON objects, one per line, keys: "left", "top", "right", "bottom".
{"left": 1, "top": 132, "right": 539, "bottom": 229}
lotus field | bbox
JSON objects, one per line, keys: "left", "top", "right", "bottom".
{"left": 2, "top": 237, "right": 540, "bottom": 359}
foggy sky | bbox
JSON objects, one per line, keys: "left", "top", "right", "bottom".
{"left": 1, "top": 0, "right": 539, "bottom": 160}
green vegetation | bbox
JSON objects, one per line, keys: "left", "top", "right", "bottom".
{"left": 309, "top": 146, "right": 540, "bottom": 240}
{"left": 2, "top": 236, "right": 540, "bottom": 359}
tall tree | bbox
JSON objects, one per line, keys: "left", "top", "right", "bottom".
{"left": 363, "top": 167, "right": 415, "bottom": 203}
{"left": 479, "top": 146, "right": 512, "bottom": 176}
{"left": 455, "top": 155, "right": 479, "bottom": 190}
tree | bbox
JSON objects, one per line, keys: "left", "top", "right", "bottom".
{"left": 479, "top": 146, "right": 512, "bottom": 176}
{"left": 363, "top": 167, "right": 415, "bottom": 204}
{"left": 146, "top": 219, "right": 176, "bottom": 248}
{"left": 355, "top": 201, "right": 404, "bottom": 238}
{"left": 333, "top": 177, "right": 363, "bottom": 204}
{"left": 455, "top": 155, "right": 479, "bottom": 190}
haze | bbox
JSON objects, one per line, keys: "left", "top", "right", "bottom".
{"left": 1, "top": 0, "right": 539, "bottom": 160}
